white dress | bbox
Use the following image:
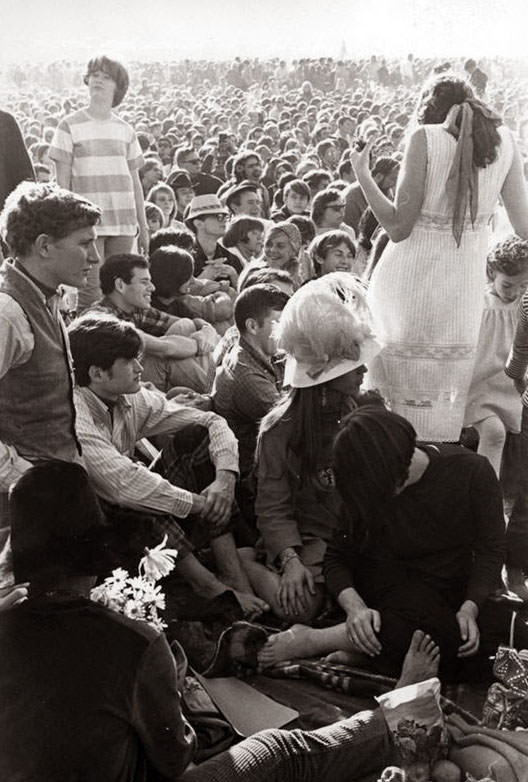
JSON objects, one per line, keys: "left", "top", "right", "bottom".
{"left": 367, "top": 124, "right": 514, "bottom": 441}
{"left": 464, "top": 286, "right": 522, "bottom": 433}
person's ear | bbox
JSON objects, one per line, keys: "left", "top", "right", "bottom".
{"left": 114, "top": 276, "right": 126, "bottom": 294}
{"left": 245, "top": 317, "right": 259, "bottom": 336}
{"left": 88, "top": 365, "right": 107, "bottom": 383}
{"left": 34, "top": 234, "right": 52, "bottom": 257}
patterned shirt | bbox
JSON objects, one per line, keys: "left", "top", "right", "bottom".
{"left": 74, "top": 385, "right": 239, "bottom": 517}
{"left": 505, "top": 292, "right": 528, "bottom": 407}
{"left": 49, "top": 109, "right": 144, "bottom": 236}
{"left": 86, "top": 296, "right": 176, "bottom": 337}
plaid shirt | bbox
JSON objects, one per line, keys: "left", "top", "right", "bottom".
{"left": 74, "top": 385, "right": 238, "bottom": 517}
{"left": 505, "top": 293, "right": 528, "bottom": 407}
{"left": 87, "top": 297, "right": 176, "bottom": 337}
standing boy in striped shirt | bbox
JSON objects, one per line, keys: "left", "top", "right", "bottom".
{"left": 50, "top": 55, "right": 149, "bottom": 310}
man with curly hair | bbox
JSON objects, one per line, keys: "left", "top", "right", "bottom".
{"left": 0, "top": 181, "right": 100, "bottom": 599}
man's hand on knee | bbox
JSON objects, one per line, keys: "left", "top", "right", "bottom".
{"left": 456, "top": 600, "right": 480, "bottom": 657}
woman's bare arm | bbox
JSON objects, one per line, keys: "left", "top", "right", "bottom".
{"left": 350, "top": 128, "right": 427, "bottom": 243}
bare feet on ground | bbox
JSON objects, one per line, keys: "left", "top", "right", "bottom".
{"left": 396, "top": 630, "right": 440, "bottom": 688}
{"left": 258, "top": 623, "right": 312, "bottom": 668}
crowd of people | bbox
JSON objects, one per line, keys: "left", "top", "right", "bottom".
{"left": 2, "top": 51, "right": 528, "bottom": 780}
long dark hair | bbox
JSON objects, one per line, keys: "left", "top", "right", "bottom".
{"left": 258, "top": 386, "right": 326, "bottom": 475}
{"left": 416, "top": 74, "right": 502, "bottom": 168}
{"left": 333, "top": 407, "right": 416, "bottom": 543}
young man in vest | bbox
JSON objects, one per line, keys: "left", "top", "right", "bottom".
{"left": 0, "top": 180, "right": 100, "bottom": 598}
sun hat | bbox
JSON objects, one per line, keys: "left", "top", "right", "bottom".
{"left": 185, "top": 194, "right": 229, "bottom": 225}
{"left": 278, "top": 272, "right": 382, "bottom": 388}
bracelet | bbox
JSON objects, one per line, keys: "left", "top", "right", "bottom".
{"left": 279, "top": 550, "right": 300, "bottom": 573}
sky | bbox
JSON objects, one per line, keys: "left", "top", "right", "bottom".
{"left": 1, "top": 0, "right": 528, "bottom": 62}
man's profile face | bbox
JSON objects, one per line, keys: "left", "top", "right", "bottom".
{"left": 47, "top": 225, "right": 98, "bottom": 289}
{"left": 254, "top": 308, "right": 283, "bottom": 357}
{"left": 118, "top": 267, "right": 155, "bottom": 310}
{"left": 99, "top": 355, "right": 143, "bottom": 397}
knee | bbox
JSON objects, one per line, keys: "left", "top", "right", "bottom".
{"left": 478, "top": 416, "right": 506, "bottom": 449}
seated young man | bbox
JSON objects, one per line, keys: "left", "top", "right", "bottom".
{"left": 84, "top": 253, "right": 217, "bottom": 393}
{"left": 68, "top": 314, "right": 267, "bottom": 619}
{"left": 258, "top": 407, "right": 506, "bottom": 683}
{"left": 212, "top": 284, "right": 290, "bottom": 526}
{"left": 0, "top": 460, "right": 441, "bottom": 782}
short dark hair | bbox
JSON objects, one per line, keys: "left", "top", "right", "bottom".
{"left": 68, "top": 315, "right": 142, "bottom": 386}
{"left": 99, "top": 253, "right": 149, "bottom": 295}
{"left": 311, "top": 187, "right": 344, "bottom": 225}
{"left": 149, "top": 226, "right": 196, "bottom": 255}
{"left": 0, "top": 182, "right": 100, "bottom": 258}
{"left": 371, "top": 156, "right": 400, "bottom": 179}
{"left": 283, "top": 179, "right": 311, "bottom": 200}
{"left": 83, "top": 55, "right": 129, "bottom": 107}
{"left": 223, "top": 216, "right": 265, "bottom": 247}
{"left": 487, "top": 235, "right": 528, "bottom": 280}
{"left": 150, "top": 246, "right": 194, "bottom": 297}
{"left": 234, "top": 284, "right": 290, "bottom": 332}
{"left": 238, "top": 266, "right": 294, "bottom": 292}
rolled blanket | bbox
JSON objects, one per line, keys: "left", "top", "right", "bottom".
{"left": 447, "top": 713, "right": 528, "bottom": 782}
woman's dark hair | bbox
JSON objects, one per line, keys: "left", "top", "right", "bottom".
{"left": 258, "top": 387, "right": 328, "bottom": 475}
{"left": 150, "top": 246, "right": 194, "bottom": 298}
{"left": 357, "top": 208, "right": 379, "bottom": 251}
{"left": 223, "top": 216, "right": 265, "bottom": 248}
{"left": 364, "top": 231, "right": 390, "bottom": 281}
{"left": 416, "top": 74, "right": 502, "bottom": 168}
{"left": 487, "top": 235, "right": 528, "bottom": 280}
{"left": 68, "top": 315, "right": 142, "bottom": 386}
{"left": 149, "top": 227, "right": 196, "bottom": 255}
{"left": 84, "top": 55, "right": 129, "bottom": 107}
{"left": 287, "top": 215, "right": 316, "bottom": 246}
{"left": 333, "top": 407, "right": 416, "bottom": 541}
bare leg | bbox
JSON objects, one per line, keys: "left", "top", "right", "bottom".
{"left": 474, "top": 415, "right": 506, "bottom": 479}
{"left": 258, "top": 622, "right": 351, "bottom": 667}
{"left": 211, "top": 533, "right": 270, "bottom": 618}
{"left": 242, "top": 556, "right": 325, "bottom": 624}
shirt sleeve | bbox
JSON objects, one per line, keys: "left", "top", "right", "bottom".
{"left": 132, "top": 634, "right": 196, "bottom": 779}
{"left": 0, "top": 295, "right": 35, "bottom": 491}
{"left": 48, "top": 118, "right": 74, "bottom": 164}
{"left": 323, "top": 520, "right": 358, "bottom": 599}
{"left": 74, "top": 391, "right": 196, "bottom": 517}
{"left": 255, "top": 427, "right": 303, "bottom": 561}
{"left": 505, "top": 293, "right": 528, "bottom": 406}
{"left": 126, "top": 129, "right": 144, "bottom": 172}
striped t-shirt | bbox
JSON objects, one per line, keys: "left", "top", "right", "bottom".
{"left": 49, "top": 109, "right": 144, "bottom": 236}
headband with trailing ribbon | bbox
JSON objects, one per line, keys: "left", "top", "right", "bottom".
{"left": 444, "top": 98, "right": 501, "bottom": 247}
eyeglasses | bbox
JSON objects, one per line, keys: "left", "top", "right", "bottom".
{"left": 209, "top": 214, "right": 229, "bottom": 223}
{"left": 327, "top": 203, "right": 346, "bottom": 210}
{"left": 185, "top": 158, "right": 200, "bottom": 165}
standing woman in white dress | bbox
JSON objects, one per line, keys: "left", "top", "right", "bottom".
{"left": 351, "top": 74, "right": 528, "bottom": 441}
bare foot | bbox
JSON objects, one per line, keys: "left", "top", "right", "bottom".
{"left": 396, "top": 630, "right": 440, "bottom": 688}
{"left": 323, "top": 650, "right": 368, "bottom": 666}
{"left": 232, "top": 590, "right": 270, "bottom": 620}
{"left": 258, "top": 623, "right": 312, "bottom": 668}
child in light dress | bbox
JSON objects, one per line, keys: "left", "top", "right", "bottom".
{"left": 465, "top": 236, "right": 528, "bottom": 479}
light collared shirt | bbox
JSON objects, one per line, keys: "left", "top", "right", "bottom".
{"left": 74, "top": 385, "right": 238, "bottom": 517}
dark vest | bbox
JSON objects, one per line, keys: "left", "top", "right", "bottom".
{"left": 0, "top": 260, "right": 81, "bottom": 462}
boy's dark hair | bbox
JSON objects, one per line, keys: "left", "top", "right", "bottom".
{"left": 99, "top": 253, "right": 149, "bottom": 295}
{"left": 0, "top": 182, "right": 100, "bottom": 258}
{"left": 283, "top": 179, "right": 311, "bottom": 200}
{"left": 487, "top": 236, "right": 528, "bottom": 280}
{"left": 223, "top": 216, "right": 265, "bottom": 247}
{"left": 238, "top": 267, "right": 293, "bottom": 292}
{"left": 309, "top": 229, "right": 356, "bottom": 273}
{"left": 68, "top": 315, "right": 142, "bottom": 387}
{"left": 149, "top": 226, "right": 196, "bottom": 255}
{"left": 150, "top": 246, "right": 194, "bottom": 298}
{"left": 234, "top": 284, "right": 290, "bottom": 332}
{"left": 84, "top": 55, "right": 130, "bottom": 107}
